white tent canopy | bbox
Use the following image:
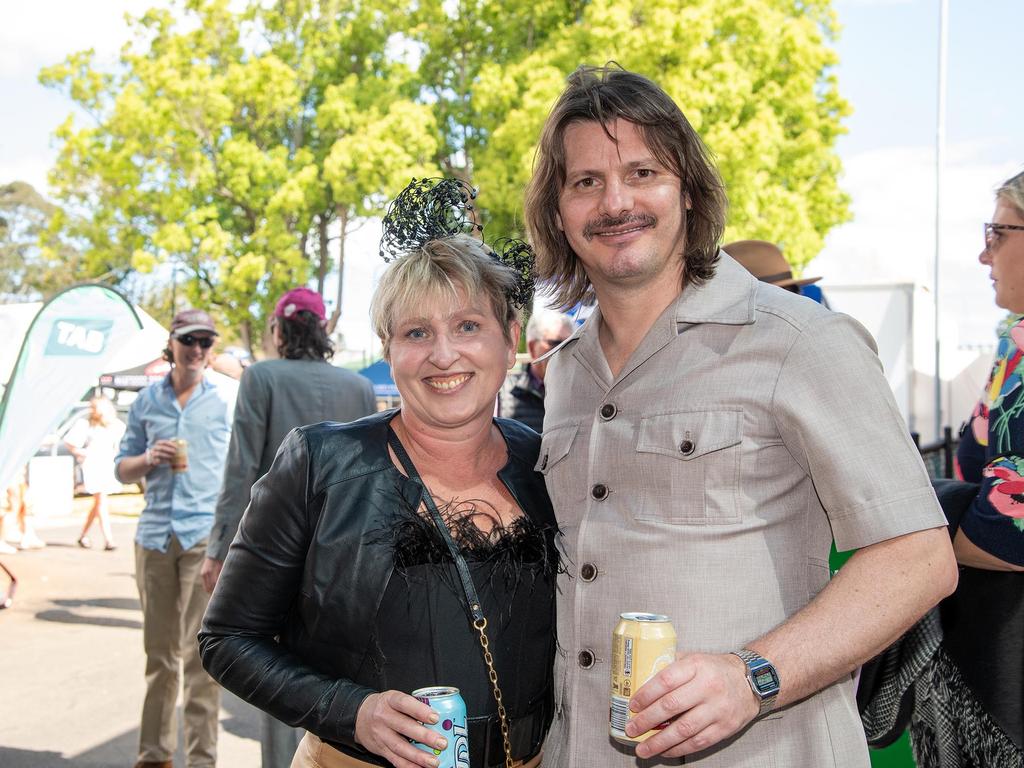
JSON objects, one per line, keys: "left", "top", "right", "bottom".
{"left": 0, "top": 300, "right": 169, "bottom": 391}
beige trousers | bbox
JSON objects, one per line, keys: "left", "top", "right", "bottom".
{"left": 135, "top": 537, "right": 220, "bottom": 767}
{"left": 290, "top": 732, "right": 542, "bottom": 768}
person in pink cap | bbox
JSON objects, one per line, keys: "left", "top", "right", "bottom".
{"left": 201, "top": 286, "right": 375, "bottom": 768}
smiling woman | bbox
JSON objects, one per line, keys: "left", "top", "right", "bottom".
{"left": 200, "top": 178, "right": 557, "bottom": 768}
{"left": 372, "top": 236, "right": 518, "bottom": 435}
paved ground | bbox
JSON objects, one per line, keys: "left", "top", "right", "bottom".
{"left": 0, "top": 495, "right": 262, "bottom": 767}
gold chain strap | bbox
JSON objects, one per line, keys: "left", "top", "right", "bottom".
{"left": 474, "top": 616, "right": 514, "bottom": 768}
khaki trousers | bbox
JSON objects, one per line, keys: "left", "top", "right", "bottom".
{"left": 290, "top": 732, "right": 541, "bottom": 768}
{"left": 135, "top": 537, "right": 220, "bottom": 767}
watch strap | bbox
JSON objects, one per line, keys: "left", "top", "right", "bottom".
{"left": 730, "top": 648, "right": 779, "bottom": 718}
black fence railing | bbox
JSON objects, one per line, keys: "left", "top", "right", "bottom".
{"left": 912, "top": 426, "right": 957, "bottom": 480}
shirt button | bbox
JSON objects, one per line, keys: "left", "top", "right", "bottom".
{"left": 580, "top": 562, "right": 598, "bottom": 582}
{"left": 679, "top": 439, "right": 695, "bottom": 455}
{"left": 578, "top": 649, "right": 595, "bottom": 669}
{"left": 599, "top": 403, "right": 617, "bottom": 420}
{"left": 591, "top": 483, "right": 609, "bottom": 501}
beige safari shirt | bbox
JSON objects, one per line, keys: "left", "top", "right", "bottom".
{"left": 539, "top": 254, "right": 946, "bottom": 767}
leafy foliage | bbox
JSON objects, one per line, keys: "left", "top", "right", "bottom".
{"left": 40, "top": 0, "right": 849, "bottom": 344}
{"left": 41, "top": 0, "right": 439, "bottom": 349}
{"left": 417, "top": 0, "right": 851, "bottom": 271}
{"left": 0, "top": 181, "right": 84, "bottom": 299}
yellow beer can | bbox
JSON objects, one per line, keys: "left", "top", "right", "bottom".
{"left": 610, "top": 612, "right": 677, "bottom": 744}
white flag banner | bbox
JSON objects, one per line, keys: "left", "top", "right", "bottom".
{"left": 0, "top": 285, "right": 144, "bottom": 490}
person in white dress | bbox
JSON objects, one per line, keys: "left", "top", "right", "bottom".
{"left": 65, "top": 396, "right": 126, "bottom": 550}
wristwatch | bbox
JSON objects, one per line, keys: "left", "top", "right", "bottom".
{"left": 730, "top": 648, "right": 781, "bottom": 717}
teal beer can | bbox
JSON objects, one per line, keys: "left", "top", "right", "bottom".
{"left": 412, "top": 686, "right": 469, "bottom": 768}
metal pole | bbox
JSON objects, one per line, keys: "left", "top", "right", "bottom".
{"left": 934, "top": 0, "right": 949, "bottom": 440}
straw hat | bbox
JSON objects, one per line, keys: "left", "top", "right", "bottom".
{"left": 723, "top": 240, "right": 821, "bottom": 288}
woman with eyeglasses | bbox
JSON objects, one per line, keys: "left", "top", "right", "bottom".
{"left": 199, "top": 179, "right": 556, "bottom": 768}
{"left": 909, "top": 171, "right": 1024, "bottom": 767}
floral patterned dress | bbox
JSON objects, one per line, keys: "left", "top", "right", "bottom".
{"left": 956, "top": 313, "right": 1024, "bottom": 565}
{"left": 910, "top": 314, "right": 1024, "bottom": 768}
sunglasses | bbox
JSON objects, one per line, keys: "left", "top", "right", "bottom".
{"left": 174, "top": 334, "right": 215, "bottom": 349}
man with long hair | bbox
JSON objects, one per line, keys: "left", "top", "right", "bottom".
{"left": 524, "top": 65, "right": 958, "bottom": 767}
{"left": 201, "top": 286, "right": 375, "bottom": 768}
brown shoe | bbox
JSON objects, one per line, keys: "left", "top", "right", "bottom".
{"left": 133, "top": 761, "right": 172, "bottom": 768}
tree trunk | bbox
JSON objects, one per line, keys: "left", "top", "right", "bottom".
{"left": 326, "top": 205, "right": 348, "bottom": 334}
{"left": 239, "top": 319, "right": 253, "bottom": 357}
{"left": 316, "top": 213, "right": 329, "bottom": 295}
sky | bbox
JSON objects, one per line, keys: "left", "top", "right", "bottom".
{"left": 817, "top": 0, "right": 1024, "bottom": 349}
{"left": 1, "top": 0, "right": 1022, "bottom": 357}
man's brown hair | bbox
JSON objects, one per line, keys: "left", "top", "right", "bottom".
{"left": 524, "top": 64, "right": 727, "bottom": 308}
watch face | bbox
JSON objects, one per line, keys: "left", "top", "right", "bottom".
{"left": 751, "top": 663, "right": 780, "bottom": 695}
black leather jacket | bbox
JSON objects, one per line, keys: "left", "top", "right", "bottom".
{"left": 199, "top": 409, "right": 556, "bottom": 754}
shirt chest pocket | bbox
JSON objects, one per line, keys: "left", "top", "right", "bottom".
{"left": 634, "top": 409, "right": 743, "bottom": 524}
{"left": 536, "top": 423, "right": 585, "bottom": 512}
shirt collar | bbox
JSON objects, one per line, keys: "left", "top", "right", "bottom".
{"left": 670, "top": 250, "right": 758, "bottom": 326}
{"left": 160, "top": 369, "right": 213, "bottom": 394}
{"left": 549, "top": 251, "right": 758, "bottom": 388}
{"left": 554, "top": 250, "right": 758, "bottom": 344}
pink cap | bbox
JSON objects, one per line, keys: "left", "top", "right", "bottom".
{"left": 274, "top": 287, "right": 326, "bottom": 322}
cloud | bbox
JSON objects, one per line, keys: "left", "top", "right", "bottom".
{"left": 325, "top": 218, "right": 388, "bottom": 357}
{"left": 0, "top": 1, "right": 151, "bottom": 78}
{"left": 0, "top": 152, "right": 53, "bottom": 195}
{"left": 810, "top": 141, "right": 1020, "bottom": 346}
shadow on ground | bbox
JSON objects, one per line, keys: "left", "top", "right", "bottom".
{"left": 35, "top": 608, "right": 142, "bottom": 629}
{"left": 0, "top": 748, "right": 68, "bottom": 768}
{"left": 37, "top": 594, "right": 142, "bottom": 629}
{"left": 0, "top": 692, "right": 261, "bottom": 767}
{"left": 53, "top": 597, "right": 140, "bottom": 611}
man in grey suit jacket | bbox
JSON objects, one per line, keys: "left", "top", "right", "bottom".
{"left": 201, "top": 286, "right": 376, "bottom": 768}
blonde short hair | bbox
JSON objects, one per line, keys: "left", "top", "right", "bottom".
{"left": 997, "top": 170, "right": 1024, "bottom": 216}
{"left": 371, "top": 234, "right": 519, "bottom": 358}
{"left": 88, "top": 396, "right": 116, "bottom": 427}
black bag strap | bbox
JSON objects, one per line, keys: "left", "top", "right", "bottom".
{"left": 387, "top": 425, "right": 485, "bottom": 623}
{"left": 386, "top": 424, "right": 516, "bottom": 767}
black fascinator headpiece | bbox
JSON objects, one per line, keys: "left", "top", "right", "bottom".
{"left": 379, "top": 178, "right": 481, "bottom": 261}
{"left": 380, "top": 177, "right": 535, "bottom": 310}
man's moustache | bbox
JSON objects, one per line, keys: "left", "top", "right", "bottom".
{"left": 583, "top": 213, "right": 656, "bottom": 240}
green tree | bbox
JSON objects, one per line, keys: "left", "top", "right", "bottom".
{"left": 416, "top": 0, "right": 850, "bottom": 272}
{"left": 41, "top": 0, "right": 439, "bottom": 350}
{"left": 43, "top": 0, "right": 848, "bottom": 331}
{"left": 0, "top": 181, "right": 84, "bottom": 299}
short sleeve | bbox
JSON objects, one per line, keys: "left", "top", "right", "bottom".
{"left": 773, "top": 313, "right": 947, "bottom": 550}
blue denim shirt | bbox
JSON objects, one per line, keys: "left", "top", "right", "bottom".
{"left": 116, "top": 372, "right": 236, "bottom": 552}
